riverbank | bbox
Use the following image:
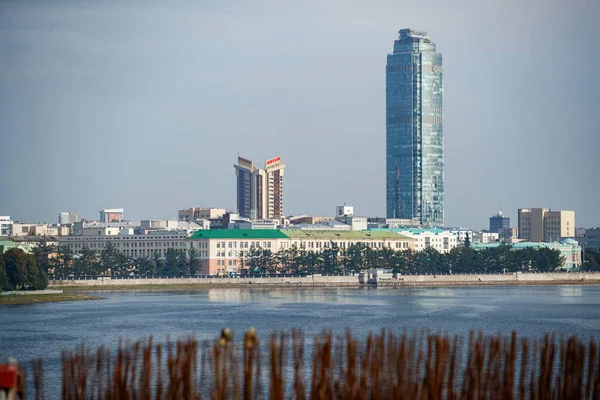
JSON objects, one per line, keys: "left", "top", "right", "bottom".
{"left": 0, "top": 292, "right": 102, "bottom": 305}
{"left": 48, "top": 272, "right": 600, "bottom": 291}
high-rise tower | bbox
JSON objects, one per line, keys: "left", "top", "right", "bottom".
{"left": 386, "top": 29, "right": 444, "bottom": 225}
{"left": 234, "top": 156, "right": 285, "bottom": 220}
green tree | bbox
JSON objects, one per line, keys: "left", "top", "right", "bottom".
{"left": 55, "top": 245, "right": 74, "bottom": 276}
{"left": 188, "top": 248, "right": 201, "bottom": 275}
{"left": 176, "top": 250, "right": 189, "bottom": 275}
{"left": 100, "top": 242, "right": 119, "bottom": 276}
{"left": 464, "top": 233, "right": 471, "bottom": 248}
{"left": 4, "top": 248, "right": 28, "bottom": 289}
{"left": 0, "top": 252, "right": 10, "bottom": 291}
{"left": 33, "top": 243, "right": 55, "bottom": 275}
{"left": 152, "top": 251, "right": 164, "bottom": 275}
{"left": 73, "top": 246, "right": 100, "bottom": 276}
{"left": 164, "top": 248, "right": 179, "bottom": 275}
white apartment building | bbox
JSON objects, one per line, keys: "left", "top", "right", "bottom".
{"left": 0, "top": 216, "right": 13, "bottom": 237}
{"left": 395, "top": 228, "right": 459, "bottom": 253}
{"left": 518, "top": 208, "right": 575, "bottom": 242}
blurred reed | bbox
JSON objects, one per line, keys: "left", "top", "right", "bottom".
{"left": 26, "top": 329, "right": 600, "bottom": 399}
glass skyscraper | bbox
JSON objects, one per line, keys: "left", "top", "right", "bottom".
{"left": 386, "top": 29, "right": 444, "bottom": 225}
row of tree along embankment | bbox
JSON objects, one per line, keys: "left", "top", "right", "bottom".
{"left": 47, "top": 272, "right": 600, "bottom": 288}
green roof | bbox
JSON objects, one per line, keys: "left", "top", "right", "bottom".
{"left": 282, "top": 230, "right": 411, "bottom": 240}
{"left": 189, "top": 229, "right": 289, "bottom": 239}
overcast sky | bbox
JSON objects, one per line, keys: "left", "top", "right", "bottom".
{"left": 1, "top": 0, "right": 598, "bottom": 230}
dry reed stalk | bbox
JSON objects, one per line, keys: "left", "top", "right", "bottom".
{"left": 32, "top": 329, "right": 600, "bottom": 400}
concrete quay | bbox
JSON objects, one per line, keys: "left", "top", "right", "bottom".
{"left": 47, "top": 272, "right": 600, "bottom": 288}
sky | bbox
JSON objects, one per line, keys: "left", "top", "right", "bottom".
{"left": 0, "top": 0, "right": 599, "bottom": 230}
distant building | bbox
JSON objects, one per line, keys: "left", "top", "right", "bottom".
{"left": 391, "top": 228, "right": 458, "bottom": 253}
{"left": 489, "top": 212, "right": 510, "bottom": 234}
{"left": 178, "top": 207, "right": 226, "bottom": 221}
{"left": 473, "top": 231, "right": 499, "bottom": 244}
{"left": 58, "top": 212, "right": 78, "bottom": 225}
{"left": 0, "top": 216, "right": 13, "bottom": 237}
{"left": 584, "top": 228, "right": 600, "bottom": 252}
{"left": 234, "top": 156, "right": 285, "bottom": 220}
{"left": 498, "top": 227, "right": 518, "bottom": 242}
{"left": 472, "top": 239, "right": 582, "bottom": 270}
{"left": 518, "top": 208, "right": 575, "bottom": 242}
{"left": 99, "top": 208, "right": 124, "bottom": 223}
{"left": 11, "top": 223, "right": 69, "bottom": 237}
{"left": 367, "top": 217, "right": 421, "bottom": 229}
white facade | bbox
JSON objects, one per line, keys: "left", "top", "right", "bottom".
{"left": 473, "top": 232, "right": 499, "bottom": 244}
{"left": 0, "top": 216, "right": 13, "bottom": 237}
{"left": 396, "top": 229, "right": 459, "bottom": 253}
{"left": 336, "top": 205, "right": 354, "bottom": 217}
{"left": 56, "top": 230, "right": 190, "bottom": 259}
{"left": 237, "top": 219, "right": 280, "bottom": 230}
{"left": 58, "top": 212, "right": 78, "bottom": 225}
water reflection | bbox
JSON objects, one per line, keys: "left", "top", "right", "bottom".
{"left": 206, "top": 288, "right": 386, "bottom": 305}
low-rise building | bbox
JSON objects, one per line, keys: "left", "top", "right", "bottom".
{"left": 471, "top": 239, "right": 582, "bottom": 270}
{"left": 388, "top": 228, "right": 458, "bottom": 253}
{"left": 473, "top": 231, "right": 499, "bottom": 244}
{"left": 56, "top": 230, "right": 190, "bottom": 260}
{"left": 178, "top": 207, "right": 226, "bottom": 221}
{"left": 187, "top": 229, "right": 414, "bottom": 275}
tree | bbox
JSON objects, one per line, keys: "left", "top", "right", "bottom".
{"left": 177, "top": 250, "right": 189, "bottom": 275}
{"left": 464, "top": 233, "right": 471, "bottom": 248}
{"left": 188, "top": 248, "right": 201, "bottom": 275}
{"left": 152, "top": 251, "right": 164, "bottom": 275}
{"left": 0, "top": 252, "right": 10, "bottom": 291}
{"left": 4, "top": 248, "right": 28, "bottom": 289}
{"left": 134, "top": 257, "right": 155, "bottom": 276}
{"left": 164, "top": 249, "right": 179, "bottom": 276}
{"left": 55, "top": 246, "right": 74, "bottom": 276}
{"left": 100, "top": 242, "right": 120, "bottom": 276}
{"left": 33, "top": 243, "right": 55, "bottom": 275}
{"left": 73, "top": 246, "right": 100, "bottom": 276}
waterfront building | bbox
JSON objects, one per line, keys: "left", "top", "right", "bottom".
{"left": 518, "top": 208, "right": 575, "bottom": 242}
{"left": 178, "top": 207, "right": 226, "bottom": 221}
{"left": 56, "top": 230, "right": 190, "bottom": 260}
{"left": 489, "top": 212, "right": 510, "bottom": 234}
{"left": 99, "top": 208, "right": 124, "bottom": 223}
{"left": 0, "top": 216, "right": 13, "bottom": 237}
{"left": 234, "top": 156, "right": 285, "bottom": 220}
{"left": 386, "top": 29, "right": 444, "bottom": 225}
{"left": 390, "top": 228, "right": 458, "bottom": 253}
{"left": 471, "top": 239, "right": 582, "bottom": 271}
{"left": 58, "top": 212, "right": 78, "bottom": 225}
{"left": 188, "top": 230, "right": 414, "bottom": 275}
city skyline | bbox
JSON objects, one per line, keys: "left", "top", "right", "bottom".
{"left": 386, "top": 29, "right": 444, "bottom": 225}
{"left": 0, "top": 0, "right": 598, "bottom": 229}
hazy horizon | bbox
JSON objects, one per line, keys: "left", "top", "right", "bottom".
{"left": 1, "top": 0, "right": 598, "bottom": 230}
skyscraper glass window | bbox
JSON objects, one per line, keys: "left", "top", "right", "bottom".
{"left": 386, "top": 29, "right": 444, "bottom": 225}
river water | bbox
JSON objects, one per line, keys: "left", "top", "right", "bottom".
{"left": 2, "top": 285, "right": 600, "bottom": 397}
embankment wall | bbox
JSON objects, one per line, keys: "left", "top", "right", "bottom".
{"left": 48, "top": 272, "right": 600, "bottom": 288}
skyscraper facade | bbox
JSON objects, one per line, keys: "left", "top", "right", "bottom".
{"left": 234, "top": 156, "right": 285, "bottom": 220}
{"left": 386, "top": 29, "right": 444, "bottom": 225}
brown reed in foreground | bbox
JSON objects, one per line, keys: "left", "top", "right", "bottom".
{"left": 27, "top": 329, "right": 600, "bottom": 399}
